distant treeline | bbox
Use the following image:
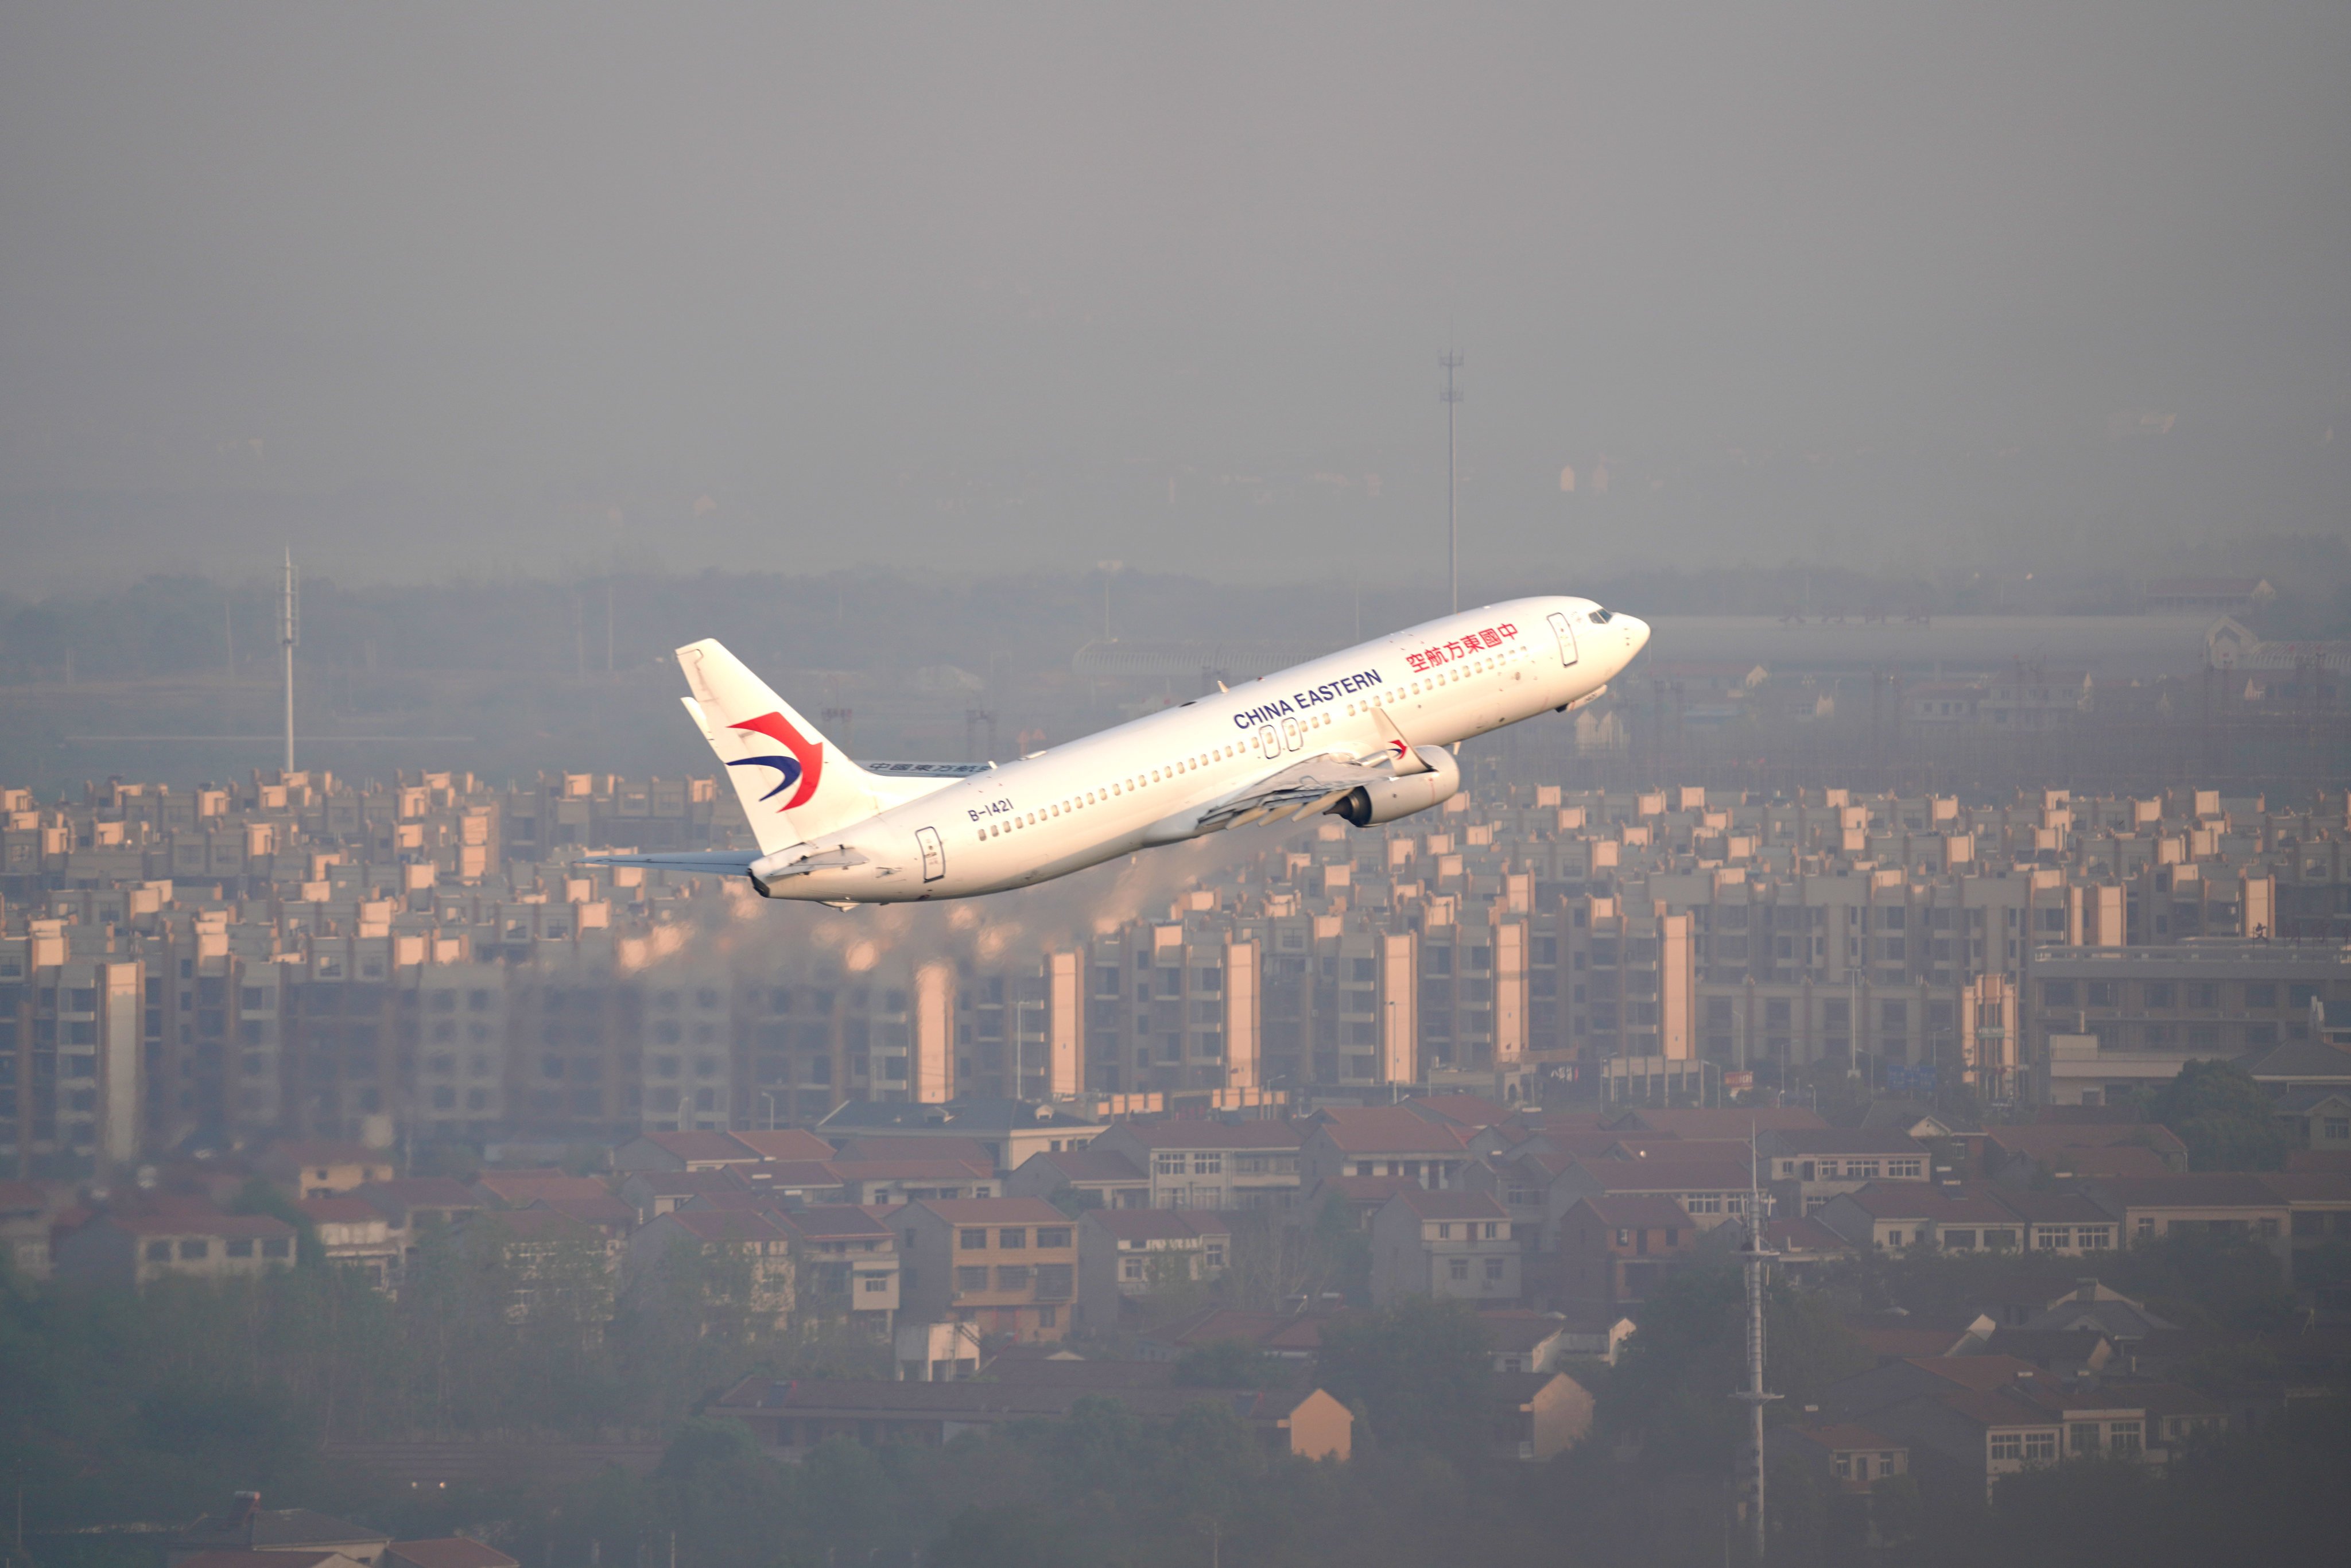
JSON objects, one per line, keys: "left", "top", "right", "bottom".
{"left": 3, "top": 533, "right": 2348, "bottom": 685}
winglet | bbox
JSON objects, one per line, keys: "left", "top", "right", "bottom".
{"left": 1365, "top": 707, "right": 1430, "bottom": 774}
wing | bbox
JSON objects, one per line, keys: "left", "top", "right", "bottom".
{"left": 1192, "top": 751, "right": 1399, "bottom": 832}
{"left": 573, "top": 849, "right": 761, "bottom": 875}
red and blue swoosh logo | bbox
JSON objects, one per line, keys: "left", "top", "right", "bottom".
{"left": 728, "top": 711, "right": 824, "bottom": 811}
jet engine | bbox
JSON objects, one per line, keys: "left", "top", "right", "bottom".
{"left": 1328, "top": 745, "right": 1460, "bottom": 826}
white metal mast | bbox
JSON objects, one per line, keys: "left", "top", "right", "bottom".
{"left": 280, "top": 549, "right": 299, "bottom": 773}
{"left": 1733, "top": 1127, "right": 1780, "bottom": 1559}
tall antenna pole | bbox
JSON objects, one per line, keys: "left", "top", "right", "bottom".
{"left": 1733, "top": 1128, "right": 1780, "bottom": 1559}
{"left": 280, "top": 549, "right": 299, "bottom": 773}
{"left": 1440, "top": 350, "right": 1464, "bottom": 614}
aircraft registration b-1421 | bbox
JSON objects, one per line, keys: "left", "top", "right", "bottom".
{"left": 580, "top": 596, "right": 1648, "bottom": 906}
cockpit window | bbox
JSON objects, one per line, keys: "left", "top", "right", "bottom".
{"left": 1589, "top": 608, "right": 1614, "bottom": 624}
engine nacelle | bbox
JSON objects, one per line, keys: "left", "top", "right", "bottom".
{"left": 1328, "top": 746, "right": 1461, "bottom": 826}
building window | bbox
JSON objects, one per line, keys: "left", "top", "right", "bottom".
{"left": 1037, "top": 1305, "right": 1057, "bottom": 1328}
{"left": 2108, "top": 1423, "right": 2142, "bottom": 1457}
{"left": 955, "top": 1266, "right": 988, "bottom": 1292}
{"left": 178, "top": 1239, "right": 210, "bottom": 1260}
{"left": 996, "top": 1265, "right": 1031, "bottom": 1291}
{"left": 2023, "top": 1430, "right": 2058, "bottom": 1462}
{"left": 1991, "top": 1433, "right": 2022, "bottom": 1462}
{"left": 145, "top": 1240, "right": 170, "bottom": 1262}
{"left": 999, "top": 1228, "right": 1027, "bottom": 1249}
{"left": 960, "top": 1228, "right": 988, "bottom": 1250}
{"left": 1483, "top": 1257, "right": 1505, "bottom": 1281}
{"left": 1449, "top": 1257, "right": 1469, "bottom": 1281}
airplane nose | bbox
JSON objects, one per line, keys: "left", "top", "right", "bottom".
{"left": 1620, "top": 615, "right": 1651, "bottom": 655}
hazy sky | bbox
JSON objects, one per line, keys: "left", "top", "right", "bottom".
{"left": 2, "top": 2, "right": 2345, "bottom": 594}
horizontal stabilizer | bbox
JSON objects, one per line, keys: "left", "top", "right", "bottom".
{"left": 576, "top": 849, "right": 759, "bottom": 874}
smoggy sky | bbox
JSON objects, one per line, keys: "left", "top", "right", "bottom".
{"left": 2, "top": 2, "right": 2345, "bottom": 594}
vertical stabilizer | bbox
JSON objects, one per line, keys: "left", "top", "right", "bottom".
{"left": 675, "top": 639, "right": 882, "bottom": 853}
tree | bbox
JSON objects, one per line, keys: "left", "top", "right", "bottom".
{"left": 2145, "top": 1059, "right": 2288, "bottom": 1171}
{"left": 1312, "top": 1296, "right": 1493, "bottom": 1463}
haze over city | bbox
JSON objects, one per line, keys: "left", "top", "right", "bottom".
{"left": 3, "top": 7, "right": 2349, "bottom": 1568}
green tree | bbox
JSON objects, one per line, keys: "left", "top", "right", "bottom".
{"left": 2145, "top": 1059, "right": 2288, "bottom": 1171}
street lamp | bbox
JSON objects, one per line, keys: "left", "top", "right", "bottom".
{"left": 758, "top": 1091, "right": 779, "bottom": 1131}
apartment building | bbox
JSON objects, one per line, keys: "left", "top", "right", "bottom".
{"left": 10, "top": 767, "right": 2351, "bottom": 1173}
{"left": 53, "top": 1210, "right": 296, "bottom": 1289}
{"left": 1085, "top": 1118, "right": 1303, "bottom": 1209}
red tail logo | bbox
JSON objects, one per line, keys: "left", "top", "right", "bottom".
{"left": 728, "top": 712, "right": 825, "bottom": 811}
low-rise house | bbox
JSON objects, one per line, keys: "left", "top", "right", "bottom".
{"left": 524, "top": 1191, "right": 638, "bottom": 1244}
{"left": 889, "top": 1197, "right": 1077, "bottom": 1341}
{"left": 296, "top": 1197, "right": 402, "bottom": 1290}
{"left": 354, "top": 1177, "right": 481, "bottom": 1268}
{"left": 777, "top": 1205, "right": 900, "bottom": 1331}
{"left": 452, "top": 1208, "right": 615, "bottom": 1326}
{"left": 2259, "top": 1171, "right": 2351, "bottom": 1280}
{"left": 1982, "top": 1190, "right": 2118, "bottom": 1255}
{"left": 1555, "top": 1195, "right": 1698, "bottom": 1309}
{"left": 1085, "top": 1119, "right": 1305, "bottom": 1210}
{"left": 1872, "top": 1379, "right": 2159, "bottom": 1502}
{"left": 168, "top": 1495, "right": 390, "bottom": 1568}
{"left": 1005, "top": 1148, "right": 1154, "bottom": 1210}
{"left": 1369, "top": 1188, "right": 1518, "bottom": 1306}
{"left": 816, "top": 1098, "right": 1107, "bottom": 1175}
{"left": 625, "top": 1209, "right": 794, "bottom": 1330}
{"left": 56, "top": 1211, "right": 296, "bottom": 1290}
{"left": 1697, "top": 1213, "right": 1859, "bottom": 1283}
{"left": 1460, "top": 1147, "right": 1574, "bottom": 1245}
{"left": 2274, "top": 1089, "right": 2351, "bottom": 1154}
{"left": 1983, "top": 1124, "right": 2189, "bottom": 1184}
{"left": 1077, "top": 1208, "right": 1231, "bottom": 1330}
{"left": 616, "top": 1167, "right": 759, "bottom": 1223}
{"left": 709, "top": 1375, "right": 1352, "bottom": 1460}
{"left": 1492, "top": 1370, "right": 1594, "bottom": 1461}
{"left": 612, "top": 1128, "right": 823, "bottom": 1174}
{"left": 726, "top": 1127, "right": 842, "bottom": 1163}
{"left": 1814, "top": 1183, "right": 2022, "bottom": 1253}
{"left": 2082, "top": 1175, "right": 2291, "bottom": 1262}
{"left": 2004, "top": 1280, "right": 2179, "bottom": 1351}
{"left": 1543, "top": 1158, "right": 1763, "bottom": 1247}
{"left": 469, "top": 1170, "right": 614, "bottom": 1210}
{"left": 1770, "top": 1423, "right": 1909, "bottom": 1493}
{"left": 1298, "top": 1107, "right": 1475, "bottom": 1194}
{"left": 825, "top": 1156, "right": 997, "bottom": 1205}
{"left": 256, "top": 1142, "right": 398, "bottom": 1199}
{"left": 1759, "top": 1129, "right": 1930, "bottom": 1214}
{"left": 383, "top": 1541, "right": 518, "bottom": 1568}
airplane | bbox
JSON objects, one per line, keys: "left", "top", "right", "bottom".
{"left": 580, "top": 596, "right": 1648, "bottom": 905}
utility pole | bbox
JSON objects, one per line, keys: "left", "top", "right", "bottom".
{"left": 1732, "top": 1132, "right": 1780, "bottom": 1560}
{"left": 1440, "top": 350, "right": 1464, "bottom": 614}
{"left": 280, "top": 549, "right": 298, "bottom": 773}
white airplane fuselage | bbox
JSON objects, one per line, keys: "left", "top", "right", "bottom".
{"left": 757, "top": 596, "right": 1647, "bottom": 903}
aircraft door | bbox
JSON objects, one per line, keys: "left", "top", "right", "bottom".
{"left": 915, "top": 826, "right": 945, "bottom": 883}
{"left": 1547, "top": 611, "right": 1581, "bottom": 668}
{"left": 1259, "top": 726, "right": 1282, "bottom": 759}
{"left": 1282, "top": 717, "right": 1302, "bottom": 752}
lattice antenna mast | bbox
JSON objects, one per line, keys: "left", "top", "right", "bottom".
{"left": 280, "top": 549, "right": 299, "bottom": 773}
{"left": 1440, "top": 350, "right": 1464, "bottom": 614}
{"left": 1732, "top": 1124, "right": 1781, "bottom": 1559}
